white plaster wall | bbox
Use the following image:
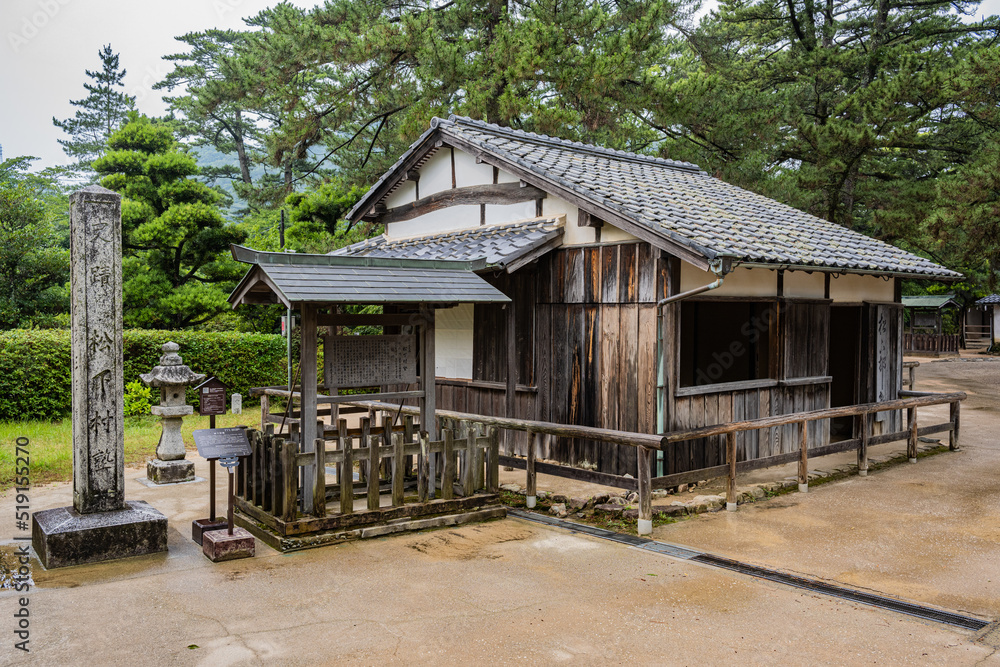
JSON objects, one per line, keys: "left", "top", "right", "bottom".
{"left": 435, "top": 304, "right": 474, "bottom": 379}
{"left": 993, "top": 305, "right": 1000, "bottom": 344}
{"left": 386, "top": 206, "right": 481, "bottom": 238}
{"left": 600, "top": 222, "right": 638, "bottom": 243}
{"left": 784, "top": 271, "right": 826, "bottom": 299}
{"left": 681, "top": 264, "right": 778, "bottom": 297}
{"left": 384, "top": 181, "right": 416, "bottom": 209}
{"left": 497, "top": 169, "right": 519, "bottom": 184}
{"left": 543, "top": 196, "right": 596, "bottom": 244}
{"left": 419, "top": 150, "right": 453, "bottom": 197}
{"left": 485, "top": 201, "right": 537, "bottom": 225}
{"left": 829, "top": 273, "right": 895, "bottom": 302}
{"left": 454, "top": 150, "right": 494, "bottom": 188}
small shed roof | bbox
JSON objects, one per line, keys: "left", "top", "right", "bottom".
{"left": 976, "top": 295, "right": 1000, "bottom": 305}
{"left": 333, "top": 216, "right": 564, "bottom": 272}
{"left": 228, "top": 245, "right": 510, "bottom": 308}
{"left": 901, "top": 295, "right": 959, "bottom": 310}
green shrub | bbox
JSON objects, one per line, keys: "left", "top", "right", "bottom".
{"left": 0, "top": 329, "right": 295, "bottom": 421}
{"left": 123, "top": 380, "right": 153, "bottom": 417}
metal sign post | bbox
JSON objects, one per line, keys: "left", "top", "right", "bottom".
{"left": 194, "top": 376, "right": 228, "bottom": 529}
{"left": 192, "top": 428, "right": 255, "bottom": 561}
{"left": 218, "top": 455, "right": 239, "bottom": 535}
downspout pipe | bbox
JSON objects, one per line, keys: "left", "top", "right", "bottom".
{"left": 654, "top": 257, "right": 732, "bottom": 503}
{"left": 657, "top": 257, "right": 731, "bottom": 308}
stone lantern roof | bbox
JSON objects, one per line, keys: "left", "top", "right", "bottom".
{"left": 140, "top": 342, "right": 206, "bottom": 387}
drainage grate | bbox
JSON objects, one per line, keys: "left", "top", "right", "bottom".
{"left": 974, "top": 621, "right": 1000, "bottom": 648}
{"left": 638, "top": 541, "right": 702, "bottom": 560}
{"left": 509, "top": 509, "right": 990, "bottom": 631}
{"left": 691, "top": 553, "right": 988, "bottom": 631}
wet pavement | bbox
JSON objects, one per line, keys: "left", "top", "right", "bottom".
{"left": 2, "top": 358, "right": 1000, "bottom": 665}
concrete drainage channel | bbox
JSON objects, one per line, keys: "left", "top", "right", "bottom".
{"left": 509, "top": 509, "right": 990, "bottom": 632}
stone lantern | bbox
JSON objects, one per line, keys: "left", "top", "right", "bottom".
{"left": 141, "top": 342, "right": 206, "bottom": 484}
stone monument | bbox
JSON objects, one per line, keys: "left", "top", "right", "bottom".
{"left": 141, "top": 342, "right": 205, "bottom": 484}
{"left": 32, "top": 186, "right": 167, "bottom": 569}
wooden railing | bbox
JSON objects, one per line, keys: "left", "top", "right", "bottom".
{"left": 348, "top": 390, "right": 964, "bottom": 534}
{"left": 660, "top": 391, "right": 964, "bottom": 511}
{"left": 235, "top": 410, "right": 500, "bottom": 535}
{"left": 904, "top": 333, "right": 960, "bottom": 354}
{"left": 903, "top": 360, "right": 919, "bottom": 389}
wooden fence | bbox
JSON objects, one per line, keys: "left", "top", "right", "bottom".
{"left": 235, "top": 410, "right": 500, "bottom": 539}
{"left": 904, "top": 333, "right": 960, "bottom": 354}
{"left": 350, "top": 389, "right": 964, "bottom": 535}
{"left": 902, "top": 360, "right": 918, "bottom": 390}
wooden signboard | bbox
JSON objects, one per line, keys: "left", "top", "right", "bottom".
{"left": 324, "top": 334, "right": 418, "bottom": 388}
{"left": 195, "top": 377, "right": 228, "bottom": 416}
{"left": 193, "top": 427, "right": 252, "bottom": 460}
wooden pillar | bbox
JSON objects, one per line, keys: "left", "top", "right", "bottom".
{"left": 313, "top": 436, "right": 326, "bottom": 517}
{"left": 421, "top": 308, "right": 437, "bottom": 439}
{"left": 505, "top": 301, "right": 517, "bottom": 455}
{"left": 392, "top": 432, "right": 405, "bottom": 506}
{"left": 473, "top": 424, "right": 485, "bottom": 491}
{"left": 442, "top": 428, "right": 455, "bottom": 500}
{"left": 260, "top": 393, "right": 269, "bottom": 431}
{"left": 463, "top": 422, "right": 475, "bottom": 497}
{"left": 300, "top": 303, "right": 318, "bottom": 514}
{"left": 907, "top": 407, "right": 918, "bottom": 463}
{"left": 857, "top": 412, "right": 869, "bottom": 476}
{"left": 950, "top": 401, "right": 961, "bottom": 451}
{"left": 313, "top": 418, "right": 326, "bottom": 517}
{"left": 637, "top": 447, "right": 652, "bottom": 535}
{"left": 417, "top": 433, "right": 429, "bottom": 503}
{"left": 364, "top": 418, "right": 379, "bottom": 511}
{"left": 798, "top": 420, "right": 809, "bottom": 493}
{"left": 339, "top": 421, "right": 353, "bottom": 515}
{"left": 487, "top": 426, "right": 500, "bottom": 493}
{"left": 909, "top": 364, "right": 916, "bottom": 391}
{"left": 526, "top": 430, "right": 537, "bottom": 508}
{"left": 725, "top": 432, "right": 737, "bottom": 511}
{"left": 420, "top": 308, "right": 437, "bottom": 498}
{"left": 281, "top": 438, "right": 297, "bottom": 521}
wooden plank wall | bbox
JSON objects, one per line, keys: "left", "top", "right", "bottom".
{"left": 665, "top": 299, "right": 833, "bottom": 474}
{"left": 429, "top": 241, "right": 900, "bottom": 479}
{"left": 529, "top": 243, "right": 664, "bottom": 475}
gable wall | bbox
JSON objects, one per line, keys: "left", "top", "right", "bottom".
{"left": 382, "top": 144, "right": 639, "bottom": 245}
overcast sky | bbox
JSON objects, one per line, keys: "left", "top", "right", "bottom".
{"left": 1, "top": 0, "right": 997, "bottom": 172}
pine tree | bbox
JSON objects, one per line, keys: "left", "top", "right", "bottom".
{"left": 164, "top": 0, "right": 689, "bottom": 200}
{"left": 52, "top": 44, "right": 136, "bottom": 172}
{"left": 93, "top": 114, "right": 246, "bottom": 328}
{"left": 642, "top": 0, "right": 1000, "bottom": 235}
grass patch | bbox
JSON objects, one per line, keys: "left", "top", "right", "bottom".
{"left": 0, "top": 409, "right": 260, "bottom": 491}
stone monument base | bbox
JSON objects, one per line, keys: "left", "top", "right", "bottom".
{"left": 191, "top": 518, "right": 229, "bottom": 546}
{"left": 202, "top": 527, "right": 255, "bottom": 562}
{"left": 147, "top": 458, "right": 195, "bottom": 485}
{"left": 32, "top": 500, "right": 168, "bottom": 569}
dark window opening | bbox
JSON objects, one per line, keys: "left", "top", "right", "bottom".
{"left": 679, "top": 301, "right": 774, "bottom": 387}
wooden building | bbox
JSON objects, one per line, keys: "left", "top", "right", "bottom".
{"left": 337, "top": 116, "right": 961, "bottom": 477}
{"left": 901, "top": 294, "right": 960, "bottom": 356}
{"left": 967, "top": 295, "right": 999, "bottom": 349}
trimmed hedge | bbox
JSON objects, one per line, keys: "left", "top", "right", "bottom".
{"left": 0, "top": 329, "right": 293, "bottom": 421}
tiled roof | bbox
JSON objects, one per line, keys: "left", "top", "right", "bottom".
{"left": 227, "top": 245, "right": 510, "bottom": 306}
{"left": 348, "top": 116, "right": 960, "bottom": 280}
{"left": 976, "top": 295, "right": 1000, "bottom": 305}
{"left": 901, "top": 295, "right": 958, "bottom": 309}
{"left": 333, "top": 217, "right": 564, "bottom": 269}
